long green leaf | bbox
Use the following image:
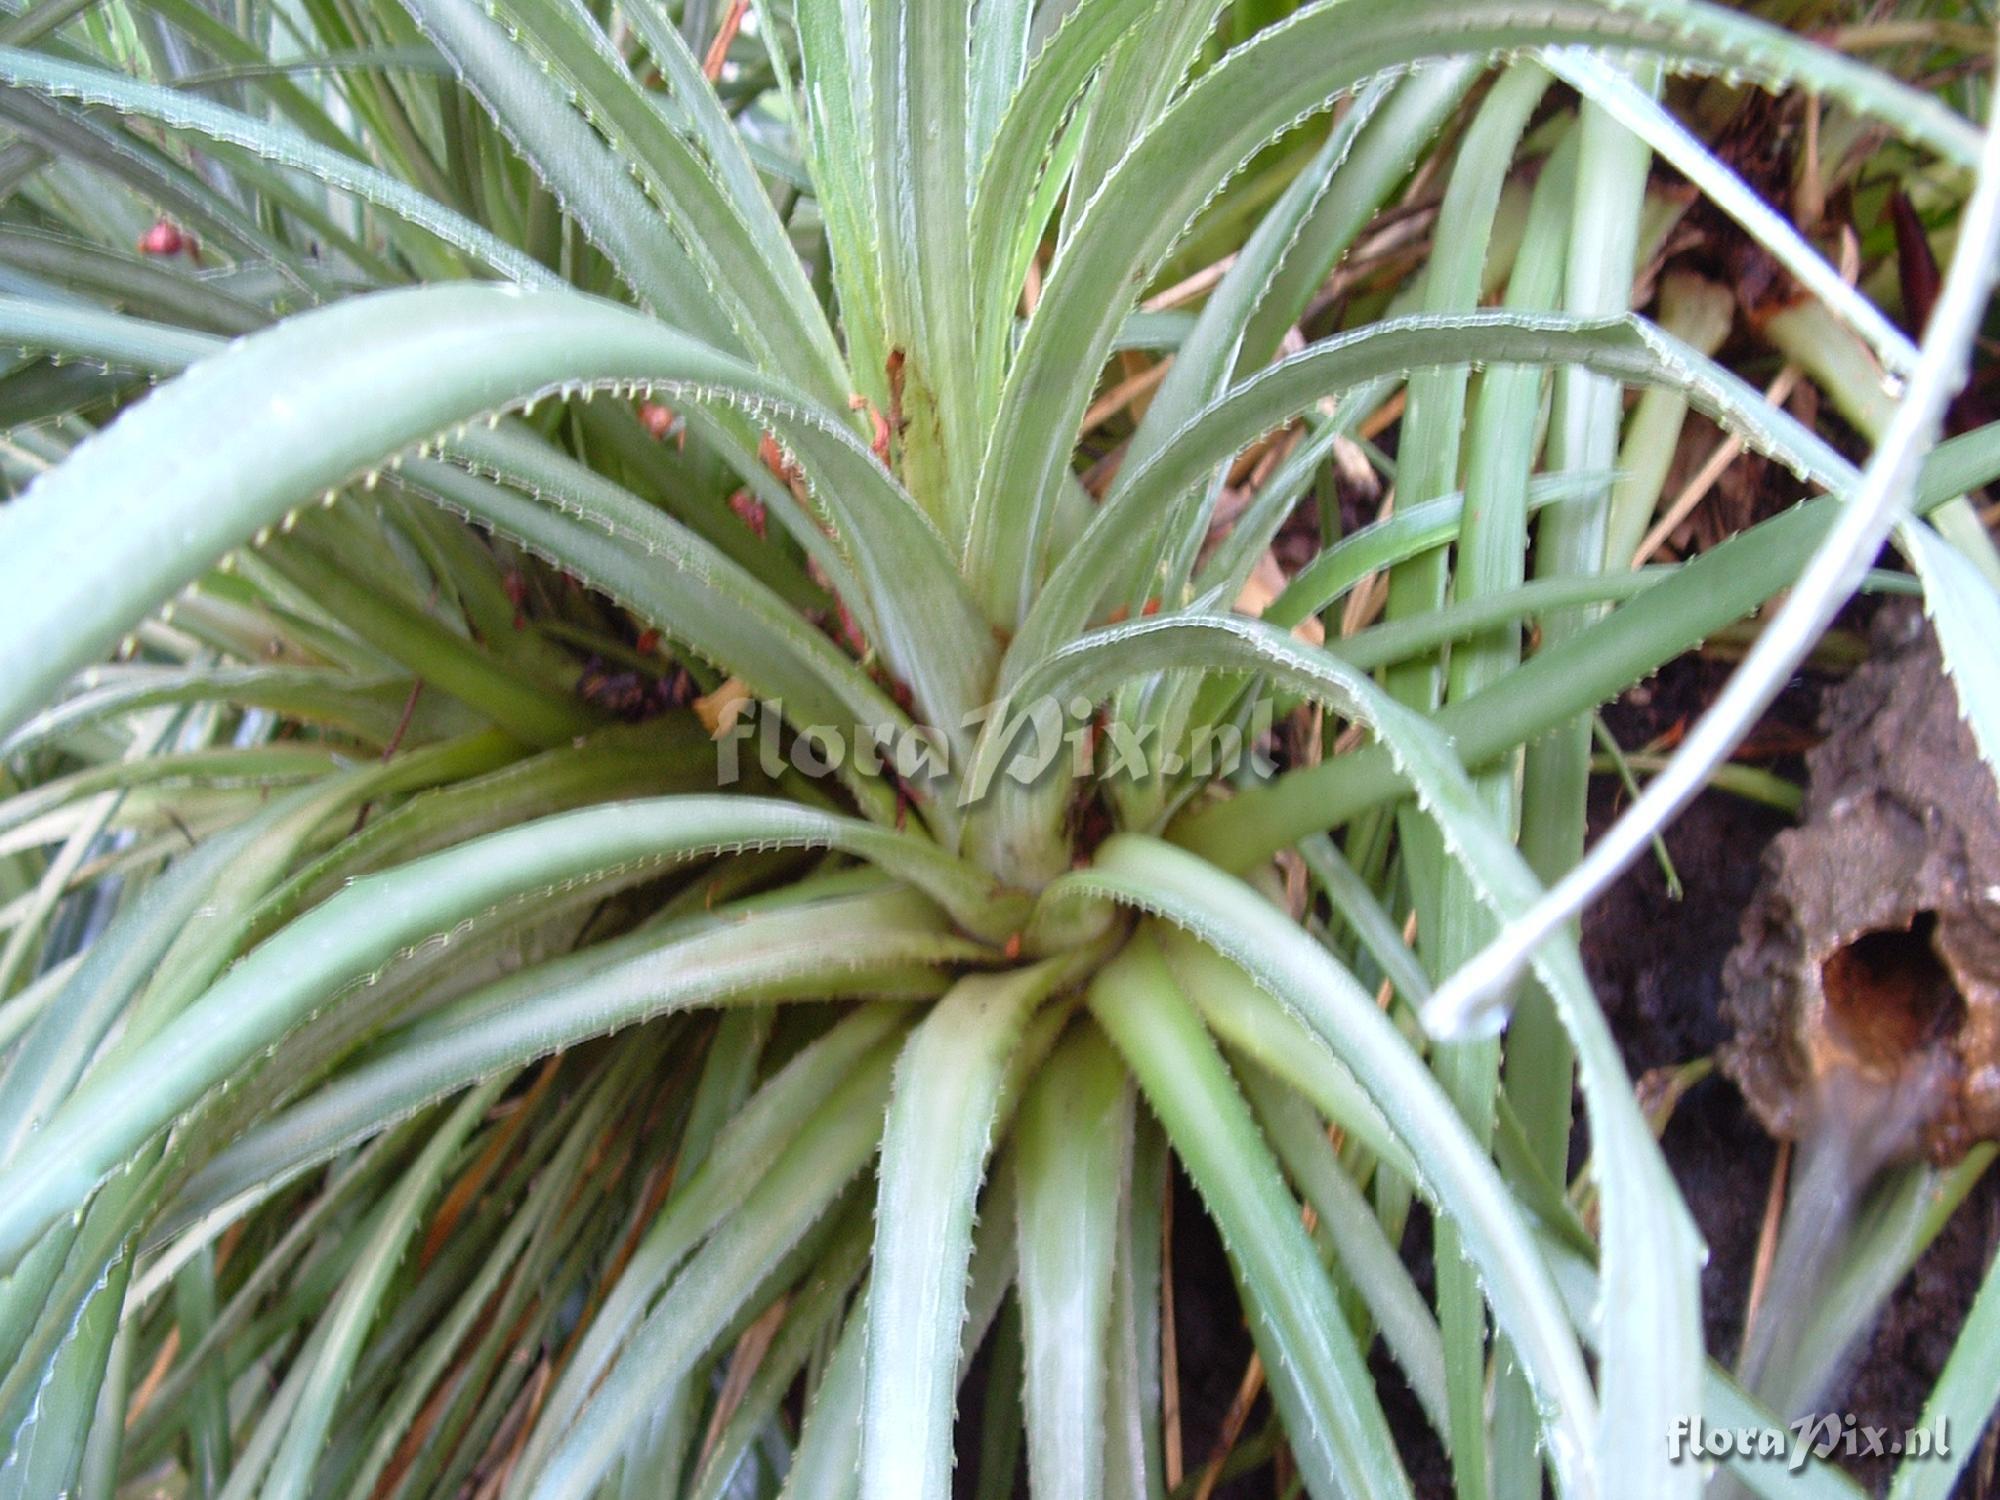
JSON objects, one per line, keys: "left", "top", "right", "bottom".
{"left": 259, "top": 1074, "right": 511, "bottom": 1500}
{"left": 1009, "top": 312, "right": 1847, "bottom": 680}
{"left": 1236, "top": 1052, "right": 1448, "bottom": 1437}
{"left": 524, "top": 1055, "right": 892, "bottom": 1498}
{"left": 166, "top": 895, "right": 960, "bottom": 1228}
{"left": 966, "top": 0, "right": 1976, "bottom": 626}
{"left": 1544, "top": 48, "right": 1914, "bottom": 378}
{"left": 0, "top": 286, "right": 990, "bottom": 750}
{"left": 1899, "top": 516, "right": 2000, "bottom": 786}
{"left": 0, "top": 795, "right": 1021, "bottom": 1271}
{"left": 865, "top": 0, "right": 979, "bottom": 536}
{"left": 1013, "top": 1020, "right": 1131, "bottom": 1500}
{"left": 1173, "top": 421, "right": 2000, "bottom": 867}
{"left": 1091, "top": 935, "right": 1413, "bottom": 1500}
{"left": 1423, "top": 79, "right": 2000, "bottom": 1033}
{"left": 394, "top": 0, "right": 732, "bottom": 337}
{"left": 515, "top": 1002, "right": 912, "bottom": 1486}
{"left": 0, "top": 47, "right": 554, "bottom": 287}
{"left": 1885, "top": 1232, "right": 2000, "bottom": 1500}
{"left": 1020, "top": 614, "right": 1703, "bottom": 1495}
{"left": 859, "top": 957, "right": 1083, "bottom": 1500}
{"left": 466, "top": 0, "right": 848, "bottom": 405}
{"left": 1059, "top": 849, "right": 1597, "bottom": 1495}
{"left": 966, "top": 0, "right": 1153, "bottom": 421}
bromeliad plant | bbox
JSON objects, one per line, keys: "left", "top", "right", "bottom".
{"left": 4, "top": 0, "right": 2000, "bottom": 1497}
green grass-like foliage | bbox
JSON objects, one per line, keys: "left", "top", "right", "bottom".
{"left": 0, "top": 0, "right": 1997, "bottom": 1497}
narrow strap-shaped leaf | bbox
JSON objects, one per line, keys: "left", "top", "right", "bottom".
{"left": 1013, "top": 1020, "right": 1131, "bottom": 1500}
{"left": 967, "top": 0, "right": 1155, "bottom": 420}
{"left": 522, "top": 1056, "right": 893, "bottom": 1499}
{"left": 1090, "top": 936, "right": 1414, "bottom": 1500}
{"left": 1175, "top": 421, "right": 2000, "bottom": 868}
{"left": 1424, "top": 81, "right": 2000, "bottom": 1035}
{"left": 967, "top": 0, "right": 1030, "bottom": 174}
{"left": 0, "top": 795, "right": 1022, "bottom": 1272}
{"left": 240, "top": 730, "right": 660, "bottom": 951}
{"left": 241, "top": 726, "right": 683, "bottom": 923}
{"left": 1187, "top": 410, "right": 1360, "bottom": 615}
{"left": 859, "top": 958, "right": 1081, "bottom": 1500}
{"left": 619, "top": 3, "right": 793, "bottom": 260}
{"left": 866, "top": 0, "right": 979, "bottom": 536}
{"left": 1008, "top": 312, "right": 1848, "bottom": 681}
{"left": 966, "top": 0, "right": 1976, "bottom": 627}
{"left": 1057, "top": 0, "right": 1224, "bottom": 251}
{"left": 1271, "top": 474, "right": 1608, "bottom": 629}
{"left": 962, "top": 1128, "right": 1028, "bottom": 1380}
{"left": 252, "top": 529, "right": 595, "bottom": 745}
{"left": 515, "top": 1002, "right": 911, "bottom": 1485}
{"left": 1233, "top": 62, "right": 1474, "bottom": 374}
{"left": 411, "top": 449, "right": 917, "bottom": 827}
{"left": 792, "top": 0, "right": 887, "bottom": 404}
{"left": 1236, "top": 1050, "right": 1448, "bottom": 1438}
{"left": 1168, "top": 931, "right": 1413, "bottom": 1183}
{"left": 1022, "top": 615, "right": 1704, "bottom": 1495}
{"left": 331, "top": 1107, "right": 580, "bottom": 1500}
{"left": 1056, "top": 845, "right": 1598, "bottom": 1496}
{"left": 1884, "top": 1226, "right": 2000, "bottom": 1500}
{"left": 1896, "top": 516, "right": 2000, "bottom": 786}
{"left": 1102, "top": 1107, "right": 1167, "bottom": 1500}
{"left": 0, "top": 1229, "right": 129, "bottom": 1500}
{"left": 1429, "top": 121, "right": 1573, "bottom": 1500}
{"left": 777, "top": 1287, "right": 869, "bottom": 1500}
{"left": 393, "top": 0, "right": 733, "bottom": 337}
{"left": 0, "top": 292, "right": 219, "bottom": 372}
{"left": 0, "top": 46, "right": 555, "bottom": 287}
{"left": 167, "top": 899, "right": 957, "bottom": 1228}
{"left": 470, "top": 0, "right": 849, "bottom": 406}
{"left": 0, "top": 90, "right": 318, "bottom": 287}
{"left": 0, "top": 286, "right": 990, "bottom": 753}
{"left": 686, "top": 1213, "right": 874, "bottom": 1500}
{"left": 1545, "top": 47, "right": 1915, "bottom": 378}
{"left": 107, "top": 0, "right": 359, "bottom": 155}
{"left": 0, "top": 745, "right": 341, "bottom": 846}
{"left": 0, "top": 814, "right": 262, "bottom": 1167}
{"left": 168, "top": 1251, "right": 225, "bottom": 1495}
{"left": 430, "top": 421, "right": 970, "bottom": 754}
{"left": 259, "top": 1074, "right": 512, "bottom": 1500}
{"left": 1530, "top": 1234, "right": 1870, "bottom": 1500}
{"left": 1107, "top": 77, "right": 1396, "bottom": 615}
{"left": 1, "top": 664, "right": 422, "bottom": 758}
{"left": 1382, "top": 62, "right": 1548, "bottom": 736}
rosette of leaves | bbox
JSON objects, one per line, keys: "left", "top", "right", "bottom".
{"left": 1, "top": 1, "right": 1999, "bottom": 1498}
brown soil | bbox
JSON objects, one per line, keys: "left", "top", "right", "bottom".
{"left": 1720, "top": 607, "right": 2000, "bottom": 1164}
{"left": 1585, "top": 650, "right": 2000, "bottom": 1497}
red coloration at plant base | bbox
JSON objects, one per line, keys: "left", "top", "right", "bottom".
{"left": 727, "top": 489, "right": 768, "bottom": 540}
{"left": 1889, "top": 191, "right": 1941, "bottom": 334}
{"left": 758, "top": 433, "right": 799, "bottom": 485}
{"left": 138, "top": 220, "right": 185, "bottom": 256}
{"left": 849, "top": 393, "right": 893, "bottom": 463}
{"left": 834, "top": 598, "right": 868, "bottom": 657}
{"left": 634, "top": 629, "right": 660, "bottom": 655}
{"left": 1100, "top": 598, "right": 1161, "bottom": 626}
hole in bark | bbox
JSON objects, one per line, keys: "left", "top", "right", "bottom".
{"left": 1820, "top": 912, "right": 1962, "bottom": 1071}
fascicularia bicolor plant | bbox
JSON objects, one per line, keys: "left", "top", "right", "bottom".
{"left": 1, "top": 0, "right": 1999, "bottom": 1497}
